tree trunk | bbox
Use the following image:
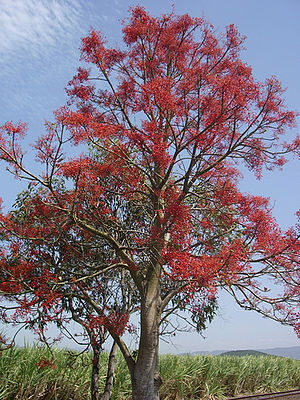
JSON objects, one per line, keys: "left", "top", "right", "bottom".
{"left": 131, "top": 343, "right": 162, "bottom": 400}
{"left": 131, "top": 291, "right": 162, "bottom": 400}
{"left": 100, "top": 340, "right": 118, "bottom": 400}
{"left": 91, "top": 343, "right": 101, "bottom": 400}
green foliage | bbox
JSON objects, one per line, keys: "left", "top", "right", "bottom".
{"left": 0, "top": 346, "right": 299, "bottom": 399}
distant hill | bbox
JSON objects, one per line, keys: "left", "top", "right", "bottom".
{"left": 220, "top": 350, "right": 269, "bottom": 357}
{"left": 259, "top": 346, "right": 300, "bottom": 360}
{"left": 186, "top": 345, "right": 300, "bottom": 360}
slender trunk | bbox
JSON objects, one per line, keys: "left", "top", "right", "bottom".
{"left": 91, "top": 343, "right": 101, "bottom": 400}
{"left": 153, "top": 342, "right": 163, "bottom": 400}
{"left": 100, "top": 340, "right": 118, "bottom": 400}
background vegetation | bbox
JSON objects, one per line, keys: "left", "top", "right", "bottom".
{"left": 0, "top": 346, "right": 299, "bottom": 399}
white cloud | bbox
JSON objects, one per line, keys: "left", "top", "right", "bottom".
{"left": 0, "top": 0, "right": 82, "bottom": 59}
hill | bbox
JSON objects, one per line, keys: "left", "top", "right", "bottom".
{"left": 220, "top": 350, "right": 270, "bottom": 357}
{"left": 260, "top": 346, "right": 300, "bottom": 360}
{"left": 188, "top": 345, "right": 300, "bottom": 360}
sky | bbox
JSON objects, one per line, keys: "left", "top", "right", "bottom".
{"left": 0, "top": 0, "right": 299, "bottom": 353}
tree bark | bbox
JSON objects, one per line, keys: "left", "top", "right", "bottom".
{"left": 100, "top": 340, "right": 118, "bottom": 400}
{"left": 91, "top": 343, "right": 101, "bottom": 400}
{"left": 131, "top": 290, "right": 162, "bottom": 400}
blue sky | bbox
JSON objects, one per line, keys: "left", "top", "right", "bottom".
{"left": 0, "top": 0, "right": 299, "bottom": 353}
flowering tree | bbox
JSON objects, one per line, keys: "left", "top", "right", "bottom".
{"left": 0, "top": 7, "right": 299, "bottom": 400}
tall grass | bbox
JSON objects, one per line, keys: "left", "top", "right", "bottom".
{"left": 0, "top": 344, "right": 92, "bottom": 399}
{"left": 0, "top": 346, "right": 299, "bottom": 399}
{"left": 159, "top": 354, "right": 300, "bottom": 399}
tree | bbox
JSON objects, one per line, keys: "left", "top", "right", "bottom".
{"left": 0, "top": 6, "right": 299, "bottom": 400}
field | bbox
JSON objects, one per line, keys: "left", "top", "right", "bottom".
{"left": 0, "top": 346, "right": 299, "bottom": 399}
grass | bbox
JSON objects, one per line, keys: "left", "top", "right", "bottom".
{"left": 0, "top": 345, "right": 299, "bottom": 399}
{"left": 159, "top": 354, "right": 300, "bottom": 399}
